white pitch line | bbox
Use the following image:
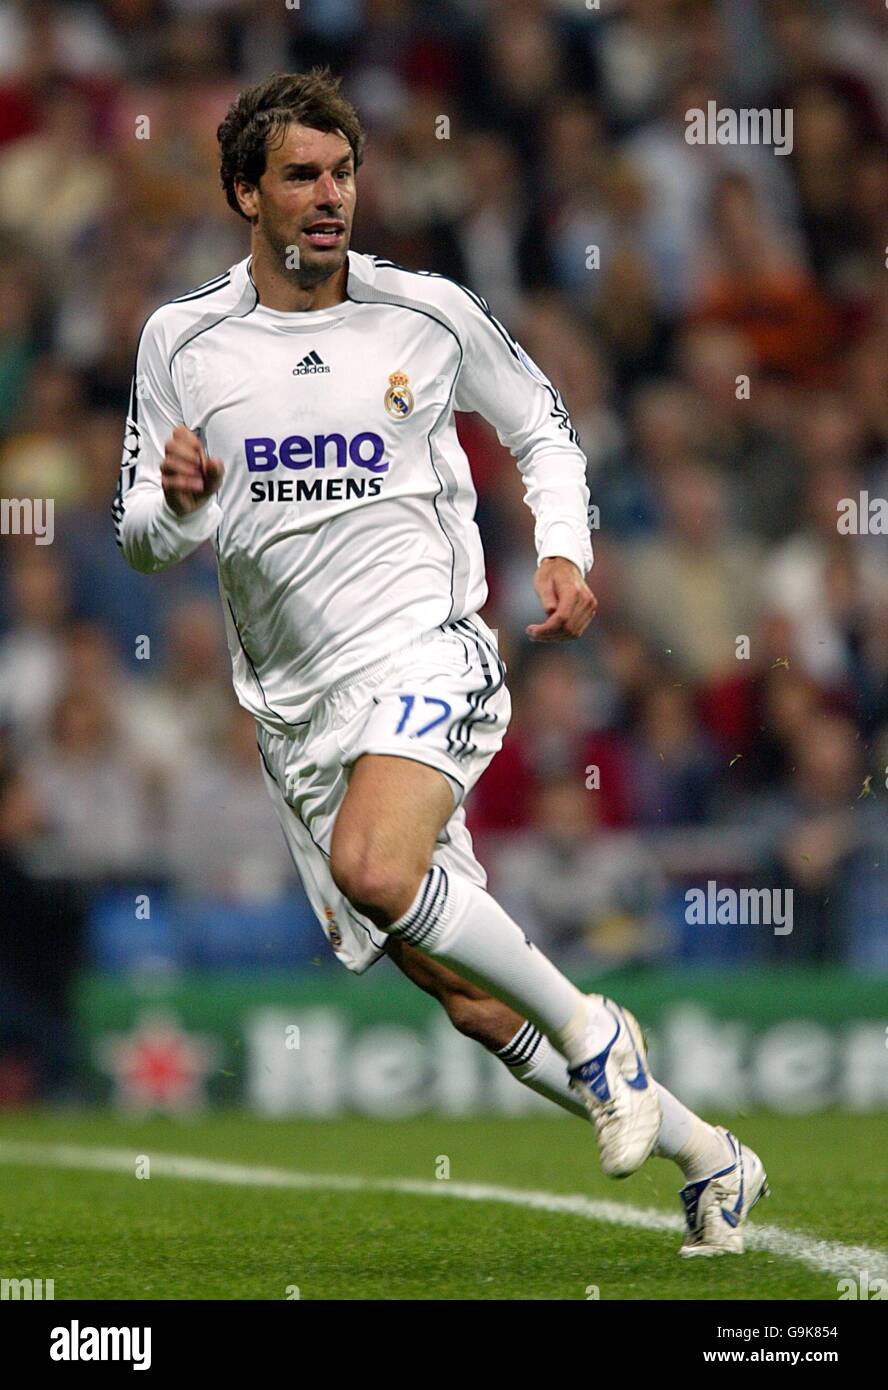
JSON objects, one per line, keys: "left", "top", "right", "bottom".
{"left": 0, "top": 1140, "right": 885, "bottom": 1284}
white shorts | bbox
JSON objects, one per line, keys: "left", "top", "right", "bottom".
{"left": 256, "top": 615, "right": 511, "bottom": 974}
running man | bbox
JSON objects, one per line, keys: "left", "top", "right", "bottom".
{"left": 114, "top": 69, "right": 767, "bottom": 1256}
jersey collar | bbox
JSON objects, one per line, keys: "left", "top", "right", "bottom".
{"left": 239, "top": 255, "right": 360, "bottom": 329}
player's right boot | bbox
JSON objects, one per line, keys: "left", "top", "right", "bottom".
{"left": 568, "top": 995, "right": 662, "bottom": 1178}
{"left": 678, "top": 1128, "right": 770, "bottom": 1257}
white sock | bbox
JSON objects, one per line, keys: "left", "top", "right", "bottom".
{"left": 653, "top": 1084, "right": 731, "bottom": 1180}
{"left": 497, "top": 1023, "right": 730, "bottom": 1181}
{"left": 388, "top": 867, "right": 612, "bottom": 1061}
{"left": 496, "top": 1022, "right": 587, "bottom": 1118}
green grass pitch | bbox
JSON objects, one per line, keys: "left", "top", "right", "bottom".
{"left": 0, "top": 1110, "right": 884, "bottom": 1300}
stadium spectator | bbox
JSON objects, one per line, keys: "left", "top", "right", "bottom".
{"left": 0, "top": 544, "right": 70, "bottom": 751}
{"left": 759, "top": 712, "right": 888, "bottom": 962}
{"left": 0, "top": 747, "right": 86, "bottom": 1101}
{"left": 620, "top": 458, "right": 763, "bottom": 682}
{"left": 24, "top": 678, "right": 159, "bottom": 878}
{"left": 492, "top": 773, "right": 669, "bottom": 972}
{"left": 166, "top": 704, "right": 298, "bottom": 902}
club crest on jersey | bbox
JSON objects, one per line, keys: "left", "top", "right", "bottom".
{"left": 384, "top": 370, "right": 414, "bottom": 420}
{"left": 323, "top": 904, "right": 342, "bottom": 948}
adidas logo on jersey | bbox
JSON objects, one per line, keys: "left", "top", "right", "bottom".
{"left": 292, "top": 351, "right": 331, "bottom": 376}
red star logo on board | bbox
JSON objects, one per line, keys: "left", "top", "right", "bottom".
{"left": 95, "top": 1011, "right": 219, "bottom": 1114}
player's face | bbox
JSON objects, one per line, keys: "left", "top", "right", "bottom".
{"left": 245, "top": 123, "right": 356, "bottom": 284}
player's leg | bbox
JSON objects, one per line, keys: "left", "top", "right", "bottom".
{"left": 384, "top": 937, "right": 587, "bottom": 1118}
{"left": 331, "top": 751, "right": 594, "bottom": 1047}
{"left": 386, "top": 937, "right": 769, "bottom": 1254}
{"left": 330, "top": 751, "right": 662, "bottom": 1175}
{"left": 388, "top": 937, "right": 735, "bottom": 1164}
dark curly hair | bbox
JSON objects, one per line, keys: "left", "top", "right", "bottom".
{"left": 217, "top": 68, "right": 365, "bottom": 219}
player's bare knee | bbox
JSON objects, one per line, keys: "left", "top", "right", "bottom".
{"left": 331, "top": 846, "right": 424, "bottom": 927}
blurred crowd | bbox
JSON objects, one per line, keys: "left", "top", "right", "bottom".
{"left": 1, "top": 0, "right": 887, "bottom": 1031}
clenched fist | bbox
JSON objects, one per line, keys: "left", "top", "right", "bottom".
{"left": 527, "top": 556, "right": 597, "bottom": 641}
{"left": 161, "top": 425, "right": 225, "bottom": 516}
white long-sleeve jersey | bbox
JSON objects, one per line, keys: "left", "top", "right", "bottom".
{"left": 113, "top": 251, "right": 593, "bottom": 732}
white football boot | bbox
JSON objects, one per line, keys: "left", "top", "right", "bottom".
{"left": 679, "top": 1128, "right": 770, "bottom": 1257}
{"left": 568, "top": 995, "right": 662, "bottom": 1178}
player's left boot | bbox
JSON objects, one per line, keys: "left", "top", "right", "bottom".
{"left": 567, "top": 995, "right": 661, "bottom": 1178}
{"left": 678, "top": 1128, "right": 770, "bottom": 1258}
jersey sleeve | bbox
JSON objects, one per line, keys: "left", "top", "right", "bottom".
{"left": 112, "top": 310, "right": 222, "bottom": 572}
{"left": 451, "top": 291, "right": 594, "bottom": 575}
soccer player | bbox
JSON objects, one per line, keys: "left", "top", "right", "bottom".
{"left": 114, "top": 69, "right": 767, "bottom": 1255}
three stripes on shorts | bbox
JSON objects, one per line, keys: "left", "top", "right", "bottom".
{"left": 447, "top": 619, "right": 506, "bottom": 762}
